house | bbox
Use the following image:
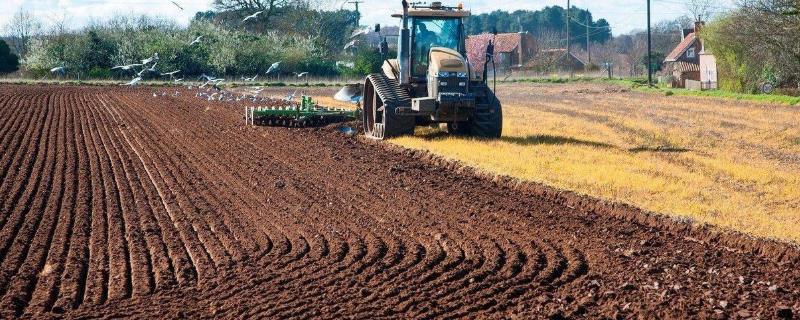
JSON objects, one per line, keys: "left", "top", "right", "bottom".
{"left": 466, "top": 32, "right": 537, "bottom": 73}
{"left": 521, "top": 48, "right": 586, "bottom": 73}
{"left": 664, "top": 20, "right": 711, "bottom": 88}
{"left": 699, "top": 48, "right": 718, "bottom": 90}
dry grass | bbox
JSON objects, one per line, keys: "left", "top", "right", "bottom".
{"left": 391, "top": 83, "right": 800, "bottom": 243}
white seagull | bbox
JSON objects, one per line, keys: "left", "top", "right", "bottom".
{"left": 295, "top": 72, "right": 309, "bottom": 78}
{"left": 350, "top": 26, "right": 371, "bottom": 39}
{"left": 50, "top": 66, "right": 66, "bottom": 74}
{"left": 266, "top": 61, "right": 281, "bottom": 74}
{"left": 112, "top": 63, "right": 143, "bottom": 70}
{"left": 161, "top": 70, "right": 180, "bottom": 77}
{"left": 141, "top": 53, "right": 159, "bottom": 65}
{"left": 189, "top": 35, "right": 203, "bottom": 46}
{"left": 123, "top": 77, "right": 142, "bottom": 86}
{"left": 242, "top": 11, "right": 263, "bottom": 22}
{"left": 344, "top": 40, "right": 356, "bottom": 50}
{"left": 241, "top": 75, "right": 258, "bottom": 82}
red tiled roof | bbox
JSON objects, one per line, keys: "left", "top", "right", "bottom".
{"left": 466, "top": 33, "right": 523, "bottom": 72}
{"left": 664, "top": 33, "right": 697, "bottom": 62}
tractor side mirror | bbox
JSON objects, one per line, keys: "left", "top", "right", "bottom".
{"left": 375, "top": 24, "right": 381, "bottom": 33}
{"left": 486, "top": 40, "right": 494, "bottom": 60}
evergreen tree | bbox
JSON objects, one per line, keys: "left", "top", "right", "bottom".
{"left": 0, "top": 40, "right": 20, "bottom": 74}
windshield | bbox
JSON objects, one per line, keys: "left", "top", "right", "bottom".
{"left": 412, "top": 17, "right": 461, "bottom": 76}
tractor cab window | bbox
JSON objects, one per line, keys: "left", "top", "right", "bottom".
{"left": 412, "top": 17, "right": 461, "bottom": 76}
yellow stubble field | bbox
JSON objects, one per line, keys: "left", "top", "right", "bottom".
{"left": 392, "top": 82, "right": 800, "bottom": 243}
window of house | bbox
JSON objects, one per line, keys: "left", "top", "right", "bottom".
{"left": 687, "top": 47, "right": 695, "bottom": 58}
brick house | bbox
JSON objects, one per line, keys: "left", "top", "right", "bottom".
{"left": 466, "top": 32, "right": 536, "bottom": 73}
{"left": 663, "top": 21, "right": 707, "bottom": 88}
{"left": 522, "top": 48, "right": 586, "bottom": 73}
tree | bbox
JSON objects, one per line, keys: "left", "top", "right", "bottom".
{"left": 212, "top": 0, "right": 294, "bottom": 25}
{"left": 0, "top": 40, "right": 20, "bottom": 73}
{"left": 3, "top": 9, "right": 41, "bottom": 58}
{"left": 703, "top": 0, "right": 800, "bottom": 91}
{"left": 465, "top": 6, "right": 612, "bottom": 45}
{"left": 686, "top": 0, "right": 715, "bottom": 20}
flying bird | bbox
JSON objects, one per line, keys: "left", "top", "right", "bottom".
{"left": 141, "top": 53, "right": 159, "bottom": 65}
{"left": 161, "top": 70, "right": 180, "bottom": 77}
{"left": 146, "top": 61, "right": 158, "bottom": 72}
{"left": 241, "top": 75, "right": 258, "bottom": 82}
{"left": 50, "top": 66, "right": 66, "bottom": 74}
{"left": 350, "top": 26, "right": 371, "bottom": 39}
{"left": 200, "top": 78, "right": 224, "bottom": 89}
{"left": 199, "top": 74, "right": 218, "bottom": 81}
{"left": 295, "top": 72, "right": 309, "bottom": 78}
{"left": 266, "top": 61, "right": 281, "bottom": 74}
{"left": 174, "top": 78, "right": 183, "bottom": 83}
{"left": 123, "top": 77, "right": 142, "bottom": 86}
{"left": 189, "top": 35, "right": 203, "bottom": 46}
{"left": 242, "top": 11, "right": 264, "bottom": 22}
{"left": 170, "top": 1, "right": 184, "bottom": 10}
{"left": 112, "top": 63, "right": 143, "bottom": 70}
{"left": 344, "top": 40, "right": 357, "bottom": 50}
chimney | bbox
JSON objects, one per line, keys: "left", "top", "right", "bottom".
{"left": 694, "top": 18, "right": 704, "bottom": 34}
{"left": 694, "top": 17, "right": 705, "bottom": 52}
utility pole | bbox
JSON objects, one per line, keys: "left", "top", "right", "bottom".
{"left": 348, "top": 0, "right": 363, "bottom": 25}
{"left": 647, "top": 0, "right": 653, "bottom": 86}
{"left": 586, "top": 16, "right": 591, "bottom": 65}
{"left": 566, "top": 0, "right": 572, "bottom": 77}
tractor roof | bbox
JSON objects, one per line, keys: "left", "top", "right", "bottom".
{"left": 391, "top": 8, "right": 470, "bottom": 18}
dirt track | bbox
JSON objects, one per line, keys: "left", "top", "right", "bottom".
{"left": 1, "top": 84, "right": 799, "bottom": 319}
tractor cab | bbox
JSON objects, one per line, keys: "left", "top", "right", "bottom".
{"left": 390, "top": 2, "right": 470, "bottom": 81}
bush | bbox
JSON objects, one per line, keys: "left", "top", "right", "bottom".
{"left": 88, "top": 66, "right": 112, "bottom": 79}
{"left": 0, "top": 40, "right": 20, "bottom": 74}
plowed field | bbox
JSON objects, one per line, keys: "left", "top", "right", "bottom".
{"left": 1, "top": 84, "right": 798, "bottom": 319}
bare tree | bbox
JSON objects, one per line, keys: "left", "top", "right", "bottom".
{"left": 212, "top": 0, "right": 295, "bottom": 24}
{"left": 534, "top": 29, "right": 566, "bottom": 51}
{"left": 4, "top": 9, "right": 41, "bottom": 58}
{"left": 686, "top": 0, "right": 715, "bottom": 20}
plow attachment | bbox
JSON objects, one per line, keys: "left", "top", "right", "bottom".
{"left": 245, "top": 96, "right": 360, "bottom": 127}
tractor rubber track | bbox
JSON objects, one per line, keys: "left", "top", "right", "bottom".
{"left": 368, "top": 73, "right": 411, "bottom": 108}
{"left": 0, "top": 84, "right": 798, "bottom": 319}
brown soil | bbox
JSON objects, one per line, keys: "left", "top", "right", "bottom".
{"left": 0, "top": 84, "right": 798, "bottom": 319}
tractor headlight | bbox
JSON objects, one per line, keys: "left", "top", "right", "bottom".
{"left": 458, "top": 82, "right": 466, "bottom": 87}
{"left": 438, "top": 71, "right": 450, "bottom": 77}
{"left": 456, "top": 72, "right": 468, "bottom": 78}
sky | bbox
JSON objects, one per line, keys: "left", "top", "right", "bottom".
{"left": 1, "top": 0, "right": 737, "bottom": 36}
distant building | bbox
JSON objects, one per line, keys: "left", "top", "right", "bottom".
{"left": 699, "top": 48, "right": 718, "bottom": 90}
{"left": 664, "top": 20, "right": 716, "bottom": 89}
{"left": 466, "top": 32, "right": 537, "bottom": 73}
{"left": 521, "top": 48, "right": 586, "bottom": 73}
{"left": 365, "top": 26, "right": 400, "bottom": 49}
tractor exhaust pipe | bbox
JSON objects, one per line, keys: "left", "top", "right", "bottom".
{"left": 399, "top": 0, "right": 411, "bottom": 85}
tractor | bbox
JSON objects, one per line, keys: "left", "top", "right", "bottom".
{"left": 353, "top": 1, "right": 502, "bottom": 139}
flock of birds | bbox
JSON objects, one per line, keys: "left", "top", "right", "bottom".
{"left": 47, "top": 0, "right": 372, "bottom": 89}
{"left": 46, "top": 1, "right": 279, "bottom": 87}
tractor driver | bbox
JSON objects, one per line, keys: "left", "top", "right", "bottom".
{"left": 415, "top": 22, "right": 438, "bottom": 74}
